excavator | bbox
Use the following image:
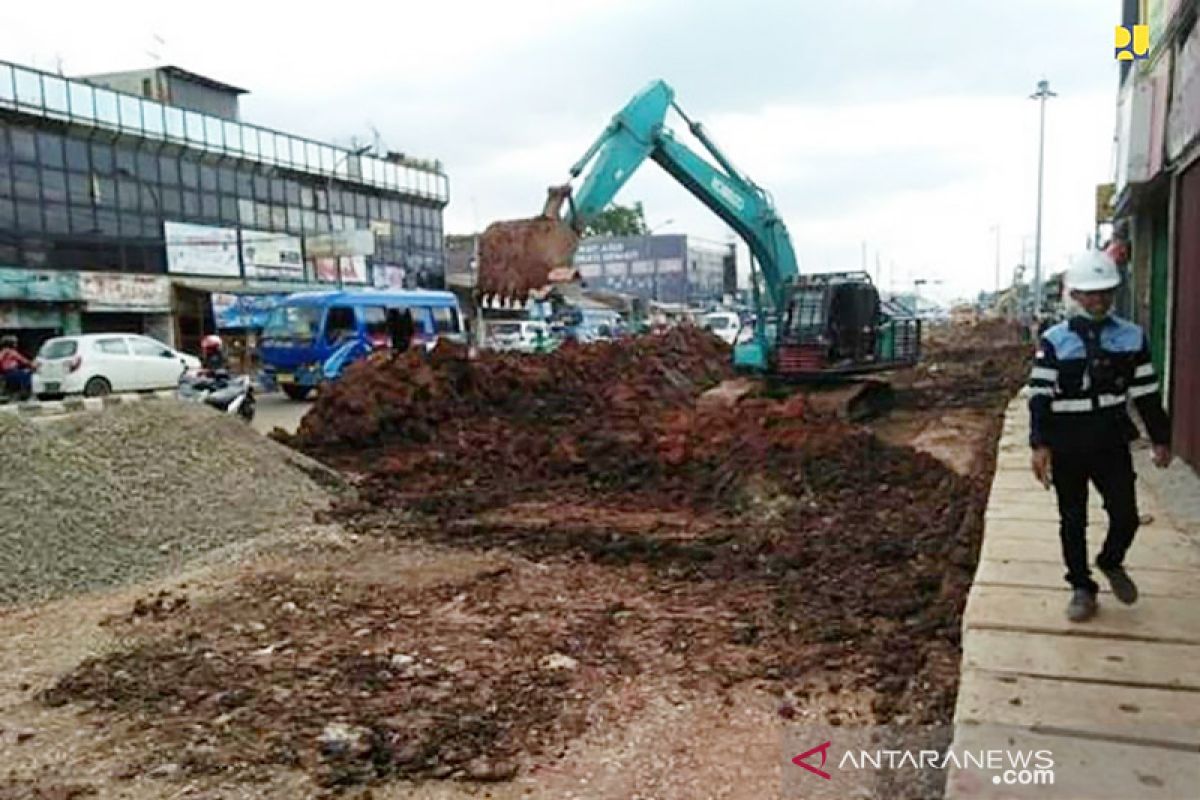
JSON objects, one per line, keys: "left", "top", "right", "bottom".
{"left": 477, "top": 80, "right": 920, "bottom": 412}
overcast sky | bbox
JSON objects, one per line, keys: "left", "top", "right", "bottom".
{"left": 2, "top": 0, "right": 1123, "bottom": 301}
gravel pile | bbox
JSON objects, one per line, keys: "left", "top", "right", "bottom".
{"left": 0, "top": 403, "right": 336, "bottom": 605}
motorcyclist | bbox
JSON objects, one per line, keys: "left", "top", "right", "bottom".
{"left": 200, "top": 334, "right": 229, "bottom": 374}
{"left": 0, "top": 335, "right": 33, "bottom": 399}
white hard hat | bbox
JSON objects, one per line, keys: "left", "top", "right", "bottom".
{"left": 1066, "top": 250, "right": 1121, "bottom": 292}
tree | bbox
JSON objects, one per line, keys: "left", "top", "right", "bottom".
{"left": 583, "top": 202, "right": 649, "bottom": 237}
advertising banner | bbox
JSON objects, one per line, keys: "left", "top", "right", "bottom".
{"left": 241, "top": 229, "right": 305, "bottom": 280}
{"left": 79, "top": 272, "right": 170, "bottom": 311}
{"left": 573, "top": 235, "right": 688, "bottom": 304}
{"left": 211, "top": 293, "right": 289, "bottom": 330}
{"left": 313, "top": 255, "right": 369, "bottom": 285}
{"left": 165, "top": 222, "right": 240, "bottom": 277}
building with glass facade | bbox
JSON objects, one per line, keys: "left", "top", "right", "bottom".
{"left": 0, "top": 59, "right": 448, "bottom": 354}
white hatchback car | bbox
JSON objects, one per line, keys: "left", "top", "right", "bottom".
{"left": 33, "top": 334, "right": 201, "bottom": 399}
{"left": 700, "top": 311, "right": 742, "bottom": 345}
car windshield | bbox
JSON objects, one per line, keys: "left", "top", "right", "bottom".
{"left": 491, "top": 323, "right": 521, "bottom": 336}
{"left": 39, "top": 339, "right": 78, "bottom": 359}
{"left": 707, "top": 316, "right": 731, "bottom": 329}
{"left": 264, "top": 306, "right": 323, "bottom": 342}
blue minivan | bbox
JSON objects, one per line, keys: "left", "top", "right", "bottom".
{"left": 260, "top": 289, "right": 465, "bottom": 400}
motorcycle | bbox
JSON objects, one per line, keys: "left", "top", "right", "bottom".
{"left": 177, "top": 370, "right": 256, "bottom": 422}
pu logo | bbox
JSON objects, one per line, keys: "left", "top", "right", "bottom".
{"left": 1115, "top": 25, "right": 1149, "bottom": 60}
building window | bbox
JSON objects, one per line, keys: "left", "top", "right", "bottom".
{"left": 13, "top": 165, "right": 40, "bottom": 200}
{"left": 114, "top": 145, "right": 135, "bottom": 175}
{"left": 11, "top": 129, "right": 37, "bottom": 163}
{"left": 64, "top": 137, "right": 90, "bottom": 171}
{"left": 117, "top": 179, "right": 140, "bottom": 211}
{"left": 40, "top": 169, "right": 67, "bottom": 203}
{"left": 220, "top": 196, "right": 238, "bottom": 224}
{"left": 69, "top": 204, "right": 95, "bottom": 234}
{"left": 160, "top": 187, "right": 181, "bottom": 216}
{"left": 16, "top": 201, "right": 42, "bottom": 231}
{"left": 180, "top": 160, "right": 199, "bottom": 189}
{"left": 36, "top": 132, "right": 64, "bottom": 168}
{"left": 159, "top": 155, "right": 179, "bottom": 186}
{"left": 136, "top": 150, "right": 158, "bottom": 182}
{"left": 89, "top": 141, "right": 113, "bottom": 173}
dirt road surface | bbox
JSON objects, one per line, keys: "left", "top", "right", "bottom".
{"left": 0, "top": 322, "right": 1030, "bottom": 799}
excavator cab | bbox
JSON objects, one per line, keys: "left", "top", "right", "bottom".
{"left": 773, "top": 272, "right": 921, "bottom": 380}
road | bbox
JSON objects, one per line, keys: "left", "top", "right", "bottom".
{"left": 252, "top": 391, "right": 311, "bottom": 436}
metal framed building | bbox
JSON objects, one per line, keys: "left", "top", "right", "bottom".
{"left": 0, "top": 59, "right": 448, "bottom": 355}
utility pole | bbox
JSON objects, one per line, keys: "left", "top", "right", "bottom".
{"left": 1030, "top": 79, "right": 1056, "bottom": 319}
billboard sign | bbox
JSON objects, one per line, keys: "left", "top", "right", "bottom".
{"left": 79, "top": 272, "right": 170, "bottom": 312}
{"left": 241, "top": 229, "right": 304, "bottom": 280}
{"left": 211, "top": 293, "right": 289, "bottom": 330}
{"left": 373, "top": 264, "right": 407, "bottom": 289}
{"left": 165, "top": 222, "right": 240, "bottom": 277}
{"left": 305, "top": 229, "right": 375, "bottom": 258}
{"left": 313, "top": 255, "right": 369, "bottom": 285}
{"left": 1168, "top": 21, "right": 1200, "bottom": 160}
{"left": 573, "top": 235, "right": 688, "bottom": 304}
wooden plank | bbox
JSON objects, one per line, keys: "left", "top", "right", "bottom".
{"left": 955, "top": 669, "right": 1200, "bottom": 749}
{"left": 980, "top": 536, "right": 1200, "bottom": 570}
{"left": 984, "top": 520, "right": 1194, "bottom": 547}
{"left": 963, "top": 585, "right": 1200, "bottom": 644}
{"left": 974, "top": 559, "right": 1200, "bottom": 598}
{"left": 961, "top": 629, "right": 1200, "bottom": 690}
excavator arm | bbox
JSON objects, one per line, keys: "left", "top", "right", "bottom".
{"left": 477, "top": 80, "right": 799, "bottom": 325}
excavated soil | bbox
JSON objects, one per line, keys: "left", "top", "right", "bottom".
{"left": 35, "top": 323, "right": 1030, "bottom": 797}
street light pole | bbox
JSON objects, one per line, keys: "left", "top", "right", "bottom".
{"left": 325, "top": 145, "right": 371, "bottom": 289}
{"left": 1030, "top": 79, "right": 1056, "bottom": 319}
{"left": 990, "top": 224, "right": 1001, "bottom": 294}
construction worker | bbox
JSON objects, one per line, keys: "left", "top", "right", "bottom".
{"left": 1028, "top": 250, "right": 1172, "bottom": 622}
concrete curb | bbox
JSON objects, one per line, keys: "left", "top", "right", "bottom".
{"left": 2, "top": 390, "right": 178, "bottom": 417}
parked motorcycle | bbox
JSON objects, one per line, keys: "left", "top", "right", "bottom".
{"left": 177, "top": 371, "right": 256, "bottom": 422}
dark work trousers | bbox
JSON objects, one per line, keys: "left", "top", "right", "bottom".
{"left": 1050, "top": 444, "right": 1140, "bottom": 593}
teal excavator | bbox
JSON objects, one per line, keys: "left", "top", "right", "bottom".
{"left": 477, "top": 80, "right": 920, "bottom": 383}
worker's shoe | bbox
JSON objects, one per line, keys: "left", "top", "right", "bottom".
{"left": 1066, "top": 588, "right": 1098, "bottom": 623}
{"left": 1100, "top": 565, "right": 1139, "bottom": 605}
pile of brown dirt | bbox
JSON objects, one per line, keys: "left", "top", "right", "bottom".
{"left": 37, "top": 324, "right": 1029, "bottom": 793}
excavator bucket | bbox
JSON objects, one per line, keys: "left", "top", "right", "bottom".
{"left": 477, "top": 186, "right": 581, "bottom": 302}
{"left": 803, "top": 379, "right": 895, "bottom": 422}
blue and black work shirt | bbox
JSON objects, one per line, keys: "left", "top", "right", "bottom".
{"left": 1027, "top": 314, "right": 1170, "bottom": 451}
